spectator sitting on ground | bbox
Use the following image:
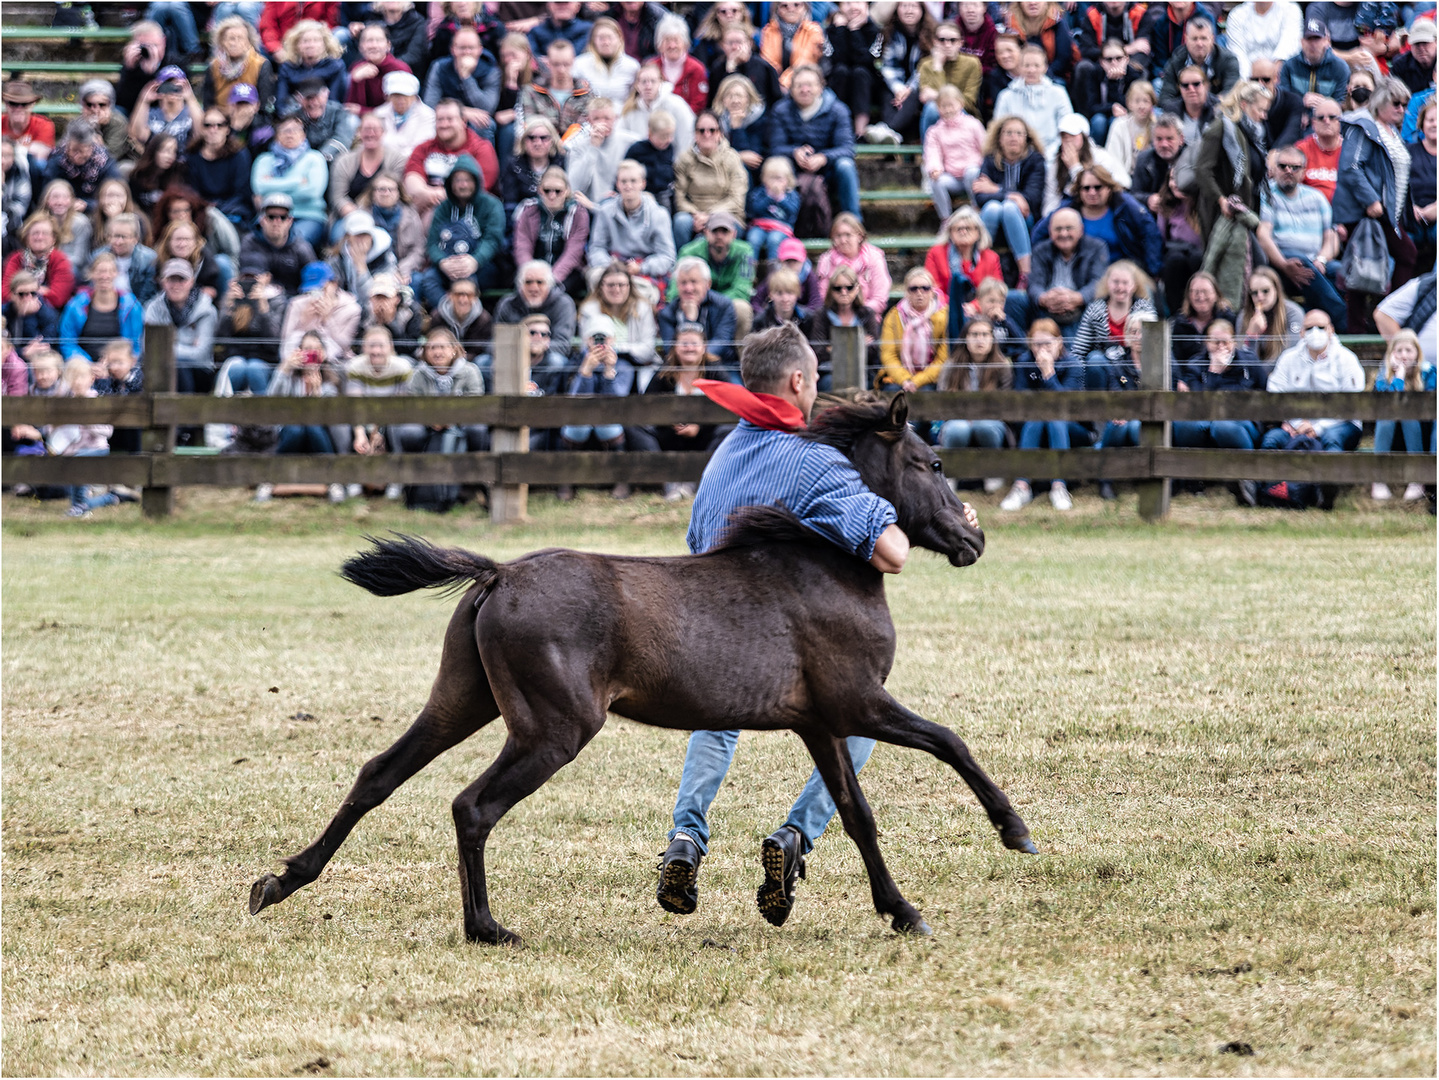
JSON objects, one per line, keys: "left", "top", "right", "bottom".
{"left": 1158, "top": 14, "right": 1240, "bottom": 115}
{"left": 217, "top": 266, "right": 288, "bottom": 395}
{"left": 879, "top": 266, "right": 948, "bottom": 392}
{"left": 1281, "top": 18, "right": 1352, "bottom": 109}
{"left": 657, "top": 256, "right": 739, "bottom": 369}
{"left": 275, "top": 20, "right": 349, "bottom": 106}
{"left": 4, "top": 215, "right": 77, "bottom": 310}
{"left": 423, "top": 26, "right": 500, "bottom": 140}
{"left": 259, "top": 333, "right": 343, "bottom": 505}
{"left": 395, "top": 326, "right": 488, "bottom": 457}
{"left": 674, "top": 111, "right": 749, "bottom": 251}
{"left": 1026, "top": 207, "right": 1107, "bottom": 338}
{"left": 765, "top": 64, "right": 862, "bottom": 220}
{"left": 251, "top": 114, "right": 329, "bottom": 250}
{"left": 815, "top": 212, "right": 892, "bottom": 317}
{"left": 623, "top": 110, "right": 677, "bottom": 213}
{"left": 143, "top": 258, "right": 217, "bottom": 394}
{"left": 420, "top": 153, "right": 505, "bottom": 306}
{"left": 202, "top": 16, "right": 276, "bottom": 114}
{"left": 992, "top": 44, "right": 1074, "bottom": 154}
{"left": 493, "top": 260, "right": 578, "bottom": 395}
{"left": 1171, "top": 319, "right": 1270, "bottom": 473}
{"left": 972, "top": 115, "right": 1046, "bottom": 286}
{"left": 238, "top": 193, "right": 318, "bottom": 297}
{"left": 95, "top": 337, "right": 144, "bottom": 398}
{"left": 513, "top": 166, "right": 591, "bottom": 301}
{"left": 43, "top": 122, "right": 119, "bottom": 210}
{"left": 374, "top": 72, "right": 436, "bottom": 161}
{"left": 347, "top": 23, "right": 413, "bottom": 115}
{"left": 1374, "top": 270, "right": 1438, "bottom": 372}
{"left": 517, "top": 39, "right": 594, "bottom": 140}
{"left": 667, "top": 212, "right": 755, "bottom": 341}
{"left": 579, "top": 261, "right": 661, "bottom": 391}
{"left": 1260, "top": 309, "right": 1365, "bottom": 453}
{"left": 280, "top": 262, "right": 363, "bottom": 368}
{"left": 1043, "top": 112, "right": 1133, "bottom": 216}
{"left": 560, "top": 316, "right": 635, "bottom": 475}
{"left": 346, "top": 325, "right": 414, "bottom": 474}
{"left": 649, "top": 16, "right": 710, "bottom": 116}
{"left": 574, "top": 17, "right": 641, "bottom": 103}
{"left": 999, "top": 317, "right": 1091, "bottom": 513}
{"left": 362, "top": 272, "right": 424, "bottom": 346}
{"left": 751, "top": 267, "right": 810, "bottom": 335}
{"left": 404, "top": 99, "right": 501, "bottom": 217}
{"left": 563, "top": 97, "right": 631, "bottom": 208}
{"left": 627, "top": 323, "right": 732, "bottom": 496}
{"left": 585, "top": 159, "right": 677, "bottom": 291}
{"left": 923, "top": 85, "right": 986, "bottom": 220}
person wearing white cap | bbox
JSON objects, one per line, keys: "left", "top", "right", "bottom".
{"left": 1043, "top": 111, "right": 1132, "bottom": 215}
{"left": 372, "top": 70, "right": 436, "bottom": 158}
{"left": 327, "top": 210, "right": 398, "bottom": 299}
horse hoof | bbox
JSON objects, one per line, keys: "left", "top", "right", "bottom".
{"left": 249, "top": 874, "right": 284, "bottom": 915}
{"left": 467, "top": 923, "right": 524, "bottom": 947}
{"left": 892, "top": 915, "right": 933, "bottom": 936}
{"left": 1003, "top": 833, "right": 1039, "bottom": 855}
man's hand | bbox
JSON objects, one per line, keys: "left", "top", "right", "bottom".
{"left": 455, "top": 53, "right": 478, "bottom": 81}
{"left": 869, "top": 523, "right": 909, "bottom": 574}
{"left": 961, "top": 501, "right": 979, "bottom": 530}
{"left": 463, "top": 108, "right": 493, "bottom": 130}
{"left": 1283, "top": 257, "right": 1315, "bottom": 285}
{"left": 1147, "top": 191, "right": 1162, "bottom": 214}
{"left": 1366, "top": 200, "right": 1384, "bottom": 218}
{"left": 1303, "top": 91, "right": 1329, "bottom": 111}
{"left": 673, "top": 422, "right": 700, "bottom": 438}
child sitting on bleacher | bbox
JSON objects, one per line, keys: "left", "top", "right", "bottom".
{"left": 625, "top": 111, "right": 678, "bottom": 216}
{"left": 746, "top": 156, "right": 801, "bottom": 262}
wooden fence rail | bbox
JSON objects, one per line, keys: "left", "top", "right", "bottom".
{"left": 3, "top": 324, "right": 1434, "bottom": 522}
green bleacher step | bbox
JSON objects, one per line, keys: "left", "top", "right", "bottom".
{"left": 801, "top": 234, "right": 935, "bottom": 253}
{"left": 1, "top": 25, "right": 134, "bottom": 39}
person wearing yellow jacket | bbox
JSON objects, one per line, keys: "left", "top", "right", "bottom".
{"left": 878, "top": 267, "right": 949, "bottom": 391}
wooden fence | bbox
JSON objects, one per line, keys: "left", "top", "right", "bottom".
{"left": 4, "top": 324, "right": 1434, "bottom": 522}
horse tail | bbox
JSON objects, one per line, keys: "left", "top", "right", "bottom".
{"left": 341, "top": 534, "right": 501, "bottom": 598}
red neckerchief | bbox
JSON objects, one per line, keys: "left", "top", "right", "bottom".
{"left": 694, "top": 379, "right": 807, "bottom": 432}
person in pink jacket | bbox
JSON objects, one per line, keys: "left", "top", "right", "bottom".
{"left": 815, "top": 213, "right": 892, "bottom": 315}
{"left": 923, "top": 85, "right": 986, "bottom": 219}
{"left": 512, "top": 166, "right": 591, "bottom": 301}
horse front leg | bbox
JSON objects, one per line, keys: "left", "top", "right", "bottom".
{"left": 859, "top": 694, "right": 1036, "bottom": 854}
{"left": 795, "top": 730, "right": 930, "bottom": 936}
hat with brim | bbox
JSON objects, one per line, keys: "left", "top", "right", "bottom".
{"left": 1057, "top": 112, "right": 1090, "bottom": 136}
{"left": 3, "top": 81, "right": 41, "bottom": 105}
{"left": 367, "top": 273, "right": 400, "bottom": 298}
{"left": 161, "top": 258, "right": 195, "bottom": 281}
{"left": 705, "top": 211, "right": 741, "bottom": 234}
{"left": 300, "top": 262, "right": 334, "bottom": 293}
{"left": 777, "top": 238, "right": 807, "bottom": 262}
{"left": 1409, "top": 19, "right": 1436, "bottom": 43}
{"left": 260, "top": 192, "right": 293, "bottom": 213}
{"left": 1303, "top": 18, "right": 1329, "bottom": 38}
{"left": 383, "top": 71, "right": 421, "bottom": 97}
{"left": 229, "top": 82, "right": 259, "bottom": 105}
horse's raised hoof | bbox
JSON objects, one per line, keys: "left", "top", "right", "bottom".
{"left": 1003, "top": 832, "right": 1038, "bottom": 854}
{"left": 892, "top": 914, "right": 933, "bottom": 936}
{"left": 249, "top": 873, "right": 285, "bottom": 915}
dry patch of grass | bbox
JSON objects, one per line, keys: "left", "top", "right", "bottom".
{"left": 3, "top": 489, "right": 1434, "bottom": 1076}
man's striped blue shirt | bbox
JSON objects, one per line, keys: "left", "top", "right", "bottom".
{"left": 686, "top": 420, "right": 898, "bottom": 557}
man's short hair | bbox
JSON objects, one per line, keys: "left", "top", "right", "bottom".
{"left": 616, "top": 158, "right": 646, "bottom": 181}
{"left": 108, "top": 213, "right": 140, "bottom": 237}
{"left": 1050, "top": 207, "right": 1083, "bottom": 231}
{"left": 789, "top": 64, "right": 825, "bottom": 87}
{"left": 674, "top": 255, "right": 712, "bottom": 283}
{"left": 741, "top": 322, "right": 811, "bottom": 393}
{"left": 547, "top": 37, "right": 575, "bottom": 57}
{"left": 517, "top": 259, "right": 554, "bottom": 290}
{"left": 1152, "top": 113, "right": 1184, "bottom": 135}
{"left": 1275, "top": 144, "right": 1307, "bottom": 166}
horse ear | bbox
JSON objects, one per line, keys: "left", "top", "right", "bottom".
{"left": 887, "top": 392, "right": 909, "bottom": 431}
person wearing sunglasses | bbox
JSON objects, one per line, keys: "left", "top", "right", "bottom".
{"left": 513, "top": 166, "right": 591, "bottom": 302}
{"left": 916, "top": 19, "right": 981, "bottom": 146}
{"left": 500, "top": 117, "right": 565, "bottom": 223}
{"left": 803, "top": 264, "right": 879, "bottom": 391}
{"left": 1246, "top": 57, "right": 1305, "bottom": 151}
{"left": 879, "top": 267, "right": 948, "bottom": 393}
{"left": 0, "top": 271, "right": 60, "bottom": 359}
{"left": 1171, "top": 63, "right": 1218, "bottom": 146}
{"left": 74, "top": 80, "right": 133, "bottom": 166}
{"left": 1157, "top": 15, "right": 1239, "bottom": 117}
{"left": 184, "top": 109, "right": 253, "bottom": 224}
{"left": 1256, "top": 146, "right": 1346, "bottom": 331}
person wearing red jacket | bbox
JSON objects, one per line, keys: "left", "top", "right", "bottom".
{"left": 4, "top": 216, "right": 76, "bottom": 309}
{"left": 648, "top": 16, "right": 709, "bottom": 114}
{"left": 259, "top": 2, "right": 340, "bottom": 57}
{"left": 924, "top": 206, "right": 1003, "bottom": 301}
{"left": 403, "top": 99, "right": 501, "bottom": 217}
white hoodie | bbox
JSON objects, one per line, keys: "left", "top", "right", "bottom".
{"left": 993, "top": 75, "right": 1074, "bottom": 154}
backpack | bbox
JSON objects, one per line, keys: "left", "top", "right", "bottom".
{"left": 794, "top": 171, "right": 832, "bottom": 239}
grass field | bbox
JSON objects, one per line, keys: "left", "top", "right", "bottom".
{"left": 2, "top": 488, "right": 1435, "bottom": 1077}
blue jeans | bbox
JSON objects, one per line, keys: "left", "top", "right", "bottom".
{"left": 560, "top": 424, "right": 624, "bottom": 444}
{"left": 1373, "top": 419, "right": 1425, "bottom": 454}
{"left": 1277, "top": 256, "right": 1348, "bottom": 332}
{"left": 1096, "top": 419, "right": 1140, "bottom": 447}
{"left": 919, "top": 101, "right": 940, "bottom": 146}
{"left": 66, "top": 447, "right": 119, "bottom": 510}
{"left": 670, "top": 730, "right": 877, "bottom": 856}
{"left": 1016, "top": 419, "right": 1093, "bottom": 485}
{"left": 1084, "top": 349, "right": 1112, "bottom": 391}
{"left": 673, "top": 212, "right": 696, "bottom": 250}
{"left": 979, "top": 199, "right": 1032, "bottom": 258}
{"left": 146, "top": 1, "right": 199, "bottom": 54}
{"left": 828, "top": 156, "right": 861, "bottom": 219}
{"left": 277, "top": 425, "right": 336, "bottom": 454}
{"left": 289, "top": 217, "right": 326, "bottom": 250}
{"left": 1173, "top": 419, "right": 1259, "bottom": 449}
{"left": 1260, "top": 421, "right": 1361, "bottom": 452}
{"left": 747, "top": 226, "right": 787, "bottom": 260}
{"left": 211, "top": 2, "right": 264, "bottom": 25}
{"left": 226, "top": 358, "right": 274, "bottom": 394}
{"left": 1089, "top": 113, "right": 1111, "bottom": 144}
{"left": 937, "top": 418, "right": 1006, "bottom": 447}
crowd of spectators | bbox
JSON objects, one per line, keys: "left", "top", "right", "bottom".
{"left": 1, "top": 0, "right": 1435, "bottom": 514}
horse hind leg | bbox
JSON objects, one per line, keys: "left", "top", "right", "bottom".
{"left": 796, "top": 730, "right": 930, "bottom": 936}
{"left": 250, "top": 594, "right": 502, "bottom": 915}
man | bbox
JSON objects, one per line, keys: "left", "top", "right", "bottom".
{"left": 1392, "top": 20, "right": 1437, "bottom": 95}
{"left": 116, "top": 20, "right": 179, "bottom": 115}
{"left": 42, "top": 121, "right": 119, "bottom": 206}
{"left": 1140, "top": 0, "right": 1214, "bottom": 79}
{"left": 1374, "top": 271, "right": 1438, "bottom": 371}
{"left": 361, "top": 272, "right": 424, "bottom": 345}
{"left": 420, "top": 153, "right": 505, "bottom": 306}
{"left": 1158, "top": 15, "right": 1240, "bottom": 115}
{"left": 404, "top": 99, "right": 501, "bottom": 216}
{"left": 90, "top": 214, "right": 158, "bottom": 306}
{"left": 766, "top": 65, "right": 860, "bottom": 219}
{"left": 1026, "top": 208, "right": 1107, "bottom": 338}
{"left": 666, "top": 212, "right": 755, "bottom": 341}
{"left": 373, "top": 72, "right": 435, "bottom": 161}
{"left": 1130, "top": 115, "right": 1186, "bottom": 213}
{"left": 293, "top": 79, "right": 359, "bottom": 164}
{"left": 657, "top": 323, "right": 964, "bottom": 928}
{"left": 529, "top": 0, "right": 594, "bottom": 57}
{"left": 1295, "top": 99, "right": 1344, "bottom": 200}
{"left": 76, "top": 80, "right": 133, "bottom": 166}
{"left": 1250, "top": 57, "right": 1305, "bottom": 148}
{"left": 917, "top": 21, "right": 983, "bottom": 138}
{"left": 586, "top": 159, "right": 677, "bottom": 283}
{"left": 1173, "top": 63, "right": 1220, "bottom": 145}
{"left": 516, "top": 39, "right": 593, "bottom": 138}
{"left": 493, "top": 260, "right": 577, "bottom": 395}
{"left": 1223, "top": 0, "right": 1304, "bottom": 78}
{"left": 238, "top": 193, "right": 319, "bottom": 296}
{"left": 423, "top": 26, "right": 501, "bottom": 139}
{"left": 658, "top": 258, "right": 739, "bottom": 367}
{"left": 1260, "top": 309, "right": 1365, "bottom": 453}
{"left": 1258, "top": 145, "right": 1347, "bottom": 330}
{"left": 1280, "top": 19, "right": 1352, "bottom": 109}
{"left": 3, "top": 82, "right": 54, "bottom": 167}
{"left": 425, "top": 275, "right": 493, "bottom": 358}
{"left": 143, "top": 258, "right": 219, "bottom": 394}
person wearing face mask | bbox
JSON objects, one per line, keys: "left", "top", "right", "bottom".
{"left": 1261, "top": 311, "right": 1365, "bottom": 453}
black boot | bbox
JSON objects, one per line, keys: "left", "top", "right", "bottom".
{"left": 756, "top": 825, "right": 806, "bottom": 927}
{"left": 656, "top": 834, "right": 702, "bottom": 915}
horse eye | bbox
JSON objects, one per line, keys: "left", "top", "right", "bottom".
{"left": 930, "top": 460, "right": 943, "bottom": 473}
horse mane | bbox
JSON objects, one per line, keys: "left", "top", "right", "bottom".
{"left": 799, "top": 394, "right": 904, "bottom": 456}
{"left": 716, "top": 504, "right": 828, "bottom": 552}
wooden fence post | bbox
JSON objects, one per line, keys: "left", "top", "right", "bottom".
{"left": 489, "top": 323, "right": 529, "bottom": 523}
{"left": 140, "top": 323, "right": 175, "bottom": 519}
{"left": 830, "top": 323, "right": 865, "bottom": 391}
{"left": 1137, "top": 319, "right": 1171, "bottom": 522}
